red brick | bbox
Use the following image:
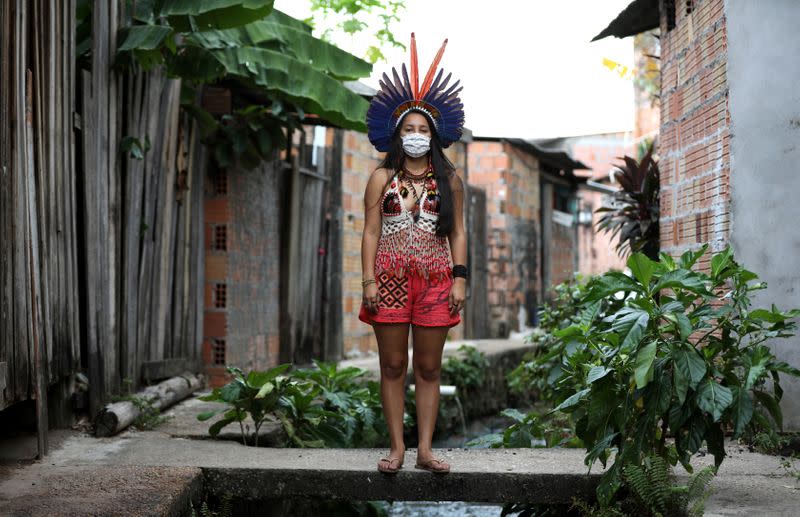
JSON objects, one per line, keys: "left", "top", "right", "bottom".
{"left": 205, "top": 198, "right": 230, "bottom": 223}
{"left": 205, "top": 255, "right": 228, "bottom": 281}
{"left": 204, "top": 312, "right": 227, "bottom": 337}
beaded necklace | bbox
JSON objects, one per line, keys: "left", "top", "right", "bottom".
{"left": 398, "top": 160, "right": 437, "bottom": 222}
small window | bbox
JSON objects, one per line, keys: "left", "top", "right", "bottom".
{"left": 214, "top": 283, "right": 227, "bottom": 308}
{"left": 665, "top": 0, "right": 677, "bottom": 31}
{"left": 212, "top": 339, "right": 226, "bottom": 365}
{"left": 685, "top": 0, "right": 695, "bottom": 16}
{"left": 215, "top": 169, "right": 228, "bottom": 195}
{"left": 213, "top": 225, "right": 227, "bottom": 251}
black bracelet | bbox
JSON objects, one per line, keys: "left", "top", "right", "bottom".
{"left": 453, "top": 264, "right": 468, "bottom": 279}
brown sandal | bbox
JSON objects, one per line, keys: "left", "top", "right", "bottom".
{"left": 414, "top": 457, "right": 450, "bottom": 474}
{"left": 377, "top": 456, "right": 404, "bottom": 474}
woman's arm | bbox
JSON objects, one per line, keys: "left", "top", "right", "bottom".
{"left": 448, "top": 173, "right": 467, "bottom": 315}
{"left": 361, "top": 168, "right": 388, "bottom": 312}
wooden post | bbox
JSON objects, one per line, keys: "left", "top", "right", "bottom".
{"left": 323, "top": 129, "right": 344, "bottom": 361}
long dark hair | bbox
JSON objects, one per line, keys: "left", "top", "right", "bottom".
{"left": 375, "top": 110, "right": 457, "bottom": 236}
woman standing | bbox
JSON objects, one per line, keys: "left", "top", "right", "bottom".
{"left": 359, "top": 34, "right": 467, "bottom": 475}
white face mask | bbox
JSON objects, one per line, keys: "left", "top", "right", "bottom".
{"left": 401, "top": 133, "right": 431, "bottom": 158}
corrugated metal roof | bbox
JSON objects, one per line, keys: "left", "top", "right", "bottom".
{"left": 591, "top": 0, "right": 659, "bottom": 42}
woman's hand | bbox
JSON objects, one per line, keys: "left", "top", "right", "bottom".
{"left": 363, "top": 283, "right": 380, "bottom": 313}
{"left": 449, "top": 278, "right": 466, "bottom": 315}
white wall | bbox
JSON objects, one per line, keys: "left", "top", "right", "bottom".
{"left": 727, "top": 0, "right": 800, "bottom": 429}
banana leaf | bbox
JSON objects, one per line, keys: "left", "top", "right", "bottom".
{"left": 118, "top": 25, "right": 173, "bottom": 51}
{"left": 160, "top": 0, "right": 274, "bottom": 31}
{"left": 186, "top": 15, "right": 371, "bottom": 81}
{"left": 210, "top": 46, "right": 369, "bottom": 130}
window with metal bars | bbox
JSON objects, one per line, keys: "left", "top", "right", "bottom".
{"left": 214, "top": 283, "right": 227, "bottom": 308}
{"left": 213, "top": 225, "right": 227, "bottom": 251}
{"left": 212, "top": 339, "right": 226, "bottom": 365}
{"left": 215, "top": 170, "right": 228, "bottom": 195}
{"left": 665, "top": 0, "right": 677, "bottom": 31}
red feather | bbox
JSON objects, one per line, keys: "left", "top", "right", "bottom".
{"left": 419, "top": 38, "right": 448, "bottom": 99}
{"left": 410, "top": 33, "right": 419, "bottom": 100}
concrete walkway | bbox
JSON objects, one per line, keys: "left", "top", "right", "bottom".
{"left": 1, "top": 416, "right": 799, "bottom": 516}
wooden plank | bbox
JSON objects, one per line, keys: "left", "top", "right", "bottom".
{"left": 0, "top": 0, "right": 14, "bottom": 409}
{"left": 322, "top": 129, "right": 344, "bottom": 361}
{"left": 13, "top": 0, "right": 32, "bottom": 404}
{"left": 189, "top": 127, "right": 206, "bottom": 363}
{"left": 122, "top": 72, "right": 145, "bottom": 385}
{"left": 63, "top": 0, "right": 81, "bottom": 373}
{"left": 105, "top": 0, "right": 120, "bottom": 394}
{"left": 26, "top": 67, "right": 49, "bottom": 457}
{"left": 149, "top": 79, "right": 181, "bottom": 363}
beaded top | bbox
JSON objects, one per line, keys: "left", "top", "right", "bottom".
{"left": 374, "top": 171, "right": 453, "bottom": 283}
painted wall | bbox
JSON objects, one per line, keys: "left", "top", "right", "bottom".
{"left": 726, "top": 0, "right": 800, "bottom": 429}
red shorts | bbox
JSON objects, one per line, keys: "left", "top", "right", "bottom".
{"left": 358, "top": 271, "right": 461, "bottom": 328}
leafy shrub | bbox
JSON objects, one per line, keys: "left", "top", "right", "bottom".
{"left": 198, "top": 360, "right": 387, "bottom": 448}
{"left": 548, "top": 245, "right": 799, "bottom": 505}
{"left": 441, "top": 344, "right": 490, "bottom": 389}
{"left": 507, "top": 275, "right": 599, "bottom": 403}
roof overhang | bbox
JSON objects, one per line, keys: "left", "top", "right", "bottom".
{"left": 591, "top": 0, "right": 660, "bottom": 42}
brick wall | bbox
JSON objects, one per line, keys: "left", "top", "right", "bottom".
{"left": 468, "top": 141, "right": 540, "bottom": 336}
{"left": 202, "top": 162, "right": 282, "bottom": 387}
{"left": 339, "top": 130, "right": 467, "bottom": 357}
{"left": 659, "top": 0, "right": 730, "bottom": 268}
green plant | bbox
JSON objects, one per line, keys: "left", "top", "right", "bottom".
{"left": 507, "top": 275, "right": 599, "bottom": 403}
{"left": 107, "top": 1, "right": 374, "bottom": 169}
{"left": 548, "top": 245, "right": 800, "bottom": 506}
{"left": 596, "top": 147, "right": 659, "bottom": 260}
{"left": 198, "top": 361, "right": 388, "bottom": 448}
{"left": 441, "top": 344, "right": 490, "bottom": 390}
{"left": 621, "top": 455, "right": 715, "bottom": 517}
{"left": 466, "top": 408, "right": 580, "bottom": 449}
{"left": 197, "top": 364, "right": 291, "bottom": 446}
{"left": 289, "top": 359, "right": 387, "bottom": 447}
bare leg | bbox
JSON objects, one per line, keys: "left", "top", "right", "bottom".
{"left": 411, "top": 324, "right": 450, "bottom": 468}
{"left": 373, "top": 323, "right": 410, "bottom": 466}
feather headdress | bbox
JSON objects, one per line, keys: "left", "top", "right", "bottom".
{"left": 366, "top": 33, "right": 465, "bottom": 152}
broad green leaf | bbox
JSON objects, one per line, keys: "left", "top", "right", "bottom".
{"left": 255, "top": 382, "right": 274, "bottom": 399}
{"left": 160, "top": 0, "right": 274, "bottom": 31}
{"left": 659, "top": 252, "right": 677, "bottom": 271}
{"left": 196, "top": 409, "right": 222, "bottom": 421}
{"left": 663, "top": 311, "right": 692, "bottom": 341}
{"left": 500, "top": 408, "right": 528, "bottom": 423}
{"left": 672, "top": 344, "right": 707, "bottom": 390}
{"left": 627, "top": 252, "right": 654, "bottom": 288}
{"left": 587, "top": 365, "right": 611, "bottom": 384}
{"left": 753, "top": 390, "right": 783, "bottom": 428}
{"left": 579, "top": 300, "right": 601, "bottom": 329}
{"left": 634, "top": 341, "right": 658, "bottom": 389}
{"left": 653, "top": 269, "right": 712, "bottom": 296}
{"left": 730, "top": 386, "right": 753, "bottom": 436}
{"left": 552, "top": 388, "right": 591, "bottom": 413}
{"left": 219, "top": 382, "right": 242, "bottom": 403}
{"left": 710, "top": 245, "right": 733, "bottom": 278}
{"left": 584, "top": 272, "right": 644, "bottom": 302}
{"left": 611, "top": 307, "right": 649, "bottom": 352}
{"left": 209, "top": 46, "right": 369, "bottom": 130}
{"left": 678, "top": 244, "right": 708, "bottom": 270}
{"left": 187, "top": 16, "right": 371, "bottom": 80}
{"left": 744, "top": 347, "right": 770, "bottom": 390}
{"left": 673, "top": 363, "right": 689, "bottom": 404}
{"left": 208, "top": 416, "right": 235, "bottom": 437}
{"left": 696, "top": 379, "right": 733, "bottom": 421}
{"left": 118, "top": 25, "right": 173, "bottom": 51}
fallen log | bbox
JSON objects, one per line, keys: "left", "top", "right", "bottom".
{"left": 94, "top": 372, "right": 203, "bottom": 437}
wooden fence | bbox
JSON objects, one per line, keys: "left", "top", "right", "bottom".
{"left": 1, "top": 1, "right": 82, "bottom": 456}
{"left": 0, "top": 1, "right": 205, "bottom": 455}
